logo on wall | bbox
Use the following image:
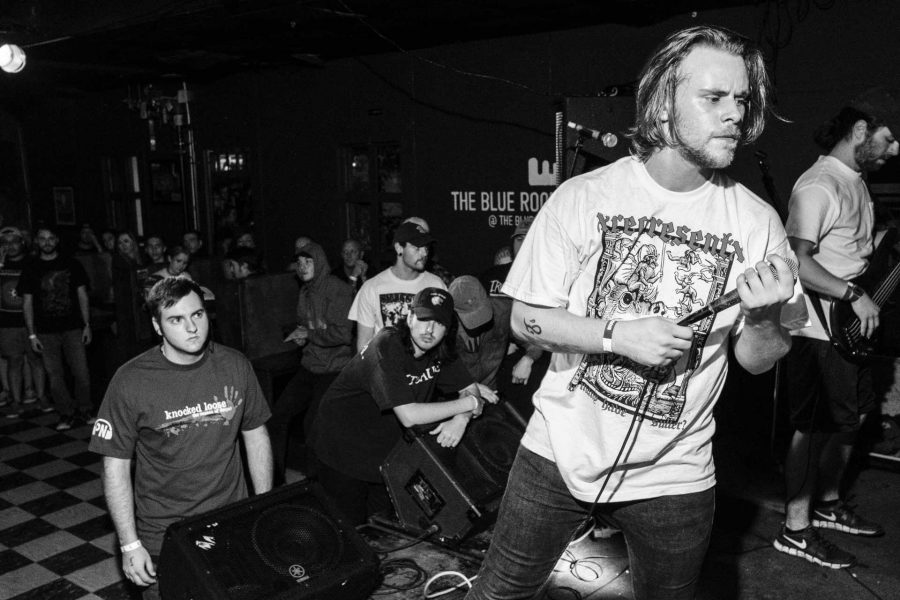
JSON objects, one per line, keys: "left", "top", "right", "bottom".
{"left": 450, "top": 156, "right": 556, "bottom": 228}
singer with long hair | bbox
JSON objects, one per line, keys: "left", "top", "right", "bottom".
{"left": 464, "top": 25, "right": 808, "bottom": 600}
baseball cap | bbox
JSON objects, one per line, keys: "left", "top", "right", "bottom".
{"left": 410, "top": 287, "right": 454, "bottom": 327}
{"left": 0, "top": 226, "right": 23, "bottom": 240}
{"left": 849, "top": 86, "right": 900, "bottom": 135}
{"left": 511, "top": 221, "right": 531, "bottom": 239}
{"left": 449, "top": 275, "right": 493, "bottom": 329}
{"left": 393, "top": 221, "right": 434, "bottom": 247}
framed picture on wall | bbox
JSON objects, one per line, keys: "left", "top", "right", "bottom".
{"left": 52, "top": 187, "right": 76, "bottom": 225}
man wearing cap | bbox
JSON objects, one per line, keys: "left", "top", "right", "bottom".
{"left": 0, "top": 226, "right": 49, "bottom": 417}
{"left": 348, "top": 221, "right": 446, "bottom": 352}
{"left": 775, "top": 87, "right": 900, "bottom": 568}
{"left": 312, "top": 287, "right": 497, "bottom": 524}
{"left": 449, "top": 275, "right": 508, "bottom": 389}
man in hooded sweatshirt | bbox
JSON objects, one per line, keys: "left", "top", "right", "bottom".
{"left": 269, "top": 241, "right": 355, "bottom": 484}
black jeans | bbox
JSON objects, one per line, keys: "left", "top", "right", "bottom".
{"left": 268, "top": 366, "right": 337, "bottom": 483}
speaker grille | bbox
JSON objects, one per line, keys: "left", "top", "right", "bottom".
{"left": 464, "top": 417, "right": 522, "bottom": 485}
{"left": 251, "top": 505, "right": 345, "bottom": 576}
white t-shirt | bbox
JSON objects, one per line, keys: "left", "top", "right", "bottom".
{"left": 502, "top": 156, "right": 808, "bottom": 503}
{"left": 348, "top": 267, "right": 446, "bottom": 334}
{"left": 784, "top": 155, "right": 874, "bottom": 340}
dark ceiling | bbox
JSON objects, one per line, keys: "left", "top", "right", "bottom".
{"left": 0, "top": 0, "right": 760, "bottom": 95}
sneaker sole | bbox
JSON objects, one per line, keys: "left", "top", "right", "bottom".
{"left": 772, "top": 539, "right": 855, "bottom": 569}
{"left": 812, "top": 518, "right": 884, "bottom": 537}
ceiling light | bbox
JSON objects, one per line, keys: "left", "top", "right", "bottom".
{"left": 0, "top": 44, "right": 26, "bottom": 73}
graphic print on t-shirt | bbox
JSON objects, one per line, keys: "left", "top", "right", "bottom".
{"left": 157, "top": 385, "right": 243, "bottom": 437}
{"left": 40, "top": 269, "right": 75, "bottom": 317}
{"left": 569, "top": 215, "right": 740, "bottom": 428}
{"left": 379, "top": 292, "right": 416, "bottom": 328}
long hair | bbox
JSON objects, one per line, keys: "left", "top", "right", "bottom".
{"left": 392, "top": 315, "right": 458, "bottom": 363}
{"left": 627, "top": 25, "right": 780, "bottom": 161}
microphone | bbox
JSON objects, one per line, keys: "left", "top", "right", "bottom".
{"left": 567, "top": 121, "right": 618, "bottom": 148}
{"left": 677, "top": 258, "right": 799, "bottom": 326}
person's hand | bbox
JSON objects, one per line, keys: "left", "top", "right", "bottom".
{"left": 352, "top": 259, "right": 368, "bottom": 279}
{"left": 511, "top": 355, "right": 534, "bottom": 384}
{"left": 429, "top": 414, "right": 470, "bottom": 448}
{"left": 736, "top": 254, "right": 796, "bottom": 324}
{"left": 474, "top": 383, "right": 499, "bottom": 404}
{"left": 122, "top": 546, "right": 157, "bottom": 587}
{"left": 851, "top": 292, "right": 880, "bottom": 338}
{"left": 284, "top": 326, "right": 309, "bottom": 346}
{"left": 611, "top": 317, "right": 693, "bottom": 369}
{"left": 29, "top": 335, "right": 43, "bottom": 353}
{"left": 82, "top": 324, "right": 92, "bottom": 345}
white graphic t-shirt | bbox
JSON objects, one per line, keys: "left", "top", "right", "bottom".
{"left": 503, "top": 156, "right": 808, "bottom": 503}
{"left": 348, "top": 267, "right": 446, "bottom": 334}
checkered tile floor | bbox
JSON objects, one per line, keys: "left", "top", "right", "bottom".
{"left": 0, "top": 410, "right": 140, "bottom": 600}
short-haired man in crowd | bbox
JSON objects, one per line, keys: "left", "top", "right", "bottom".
{"left": 333, "top": 238, "right": 368, "bottom": 292}
{"left": 465, "top": 25, "right": 807, "bottom": 600}
{"left": 348, "top": 221, "right": 446, "bottom": 352}
{"left": 18, "top": 225, "right": 94, "bottom": 431}
{"left": 89, "top": 278, "right": 272, "bottom": 600}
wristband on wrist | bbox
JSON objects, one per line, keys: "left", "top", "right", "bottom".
{"left": 28, "top": 333, "right": 37, "bottom": 340}
{"left": 602, "top": 319, "right": 617, "bottom": 353}
{"left": 843, "top": 282, "right": 864, "bottom": 303}
{"left": 470, "top": 396, "right": 478, "bottom": 412}
{"left": 120, "top": 540, "right": 142, "bottom": 553}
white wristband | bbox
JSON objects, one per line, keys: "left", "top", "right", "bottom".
{"left": 602, "top": 319, "right": 617, "bottom": 353}
{"left": 120, "top": 540, "right": 142, "bottom": 553}
{"left": 471, "top": 396, "right": 478, "bottom": 412}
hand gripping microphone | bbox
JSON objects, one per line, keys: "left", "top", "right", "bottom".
{"left": 677, "top": 258, "right": 799, "bottom": 326}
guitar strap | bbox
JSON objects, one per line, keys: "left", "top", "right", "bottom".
{"left": 805, "top": 289, "right": 833, "bottom": 338}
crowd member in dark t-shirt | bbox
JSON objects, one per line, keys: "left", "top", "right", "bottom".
{"left": 18, "top": 225, "right": 93, "bottom": 430}
{"left": 89, "top": 278, "right": 272, "bottom": 600}
{"left": 312, "top": 287, "right": 498, "bottom": 524}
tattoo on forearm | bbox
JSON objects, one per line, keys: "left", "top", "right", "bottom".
{"left": 523, "top": 317, "right": 542, "bottom": 336}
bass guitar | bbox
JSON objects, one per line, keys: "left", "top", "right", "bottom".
{"left": 828, "top": 227, "right": 900, "bottom": 362}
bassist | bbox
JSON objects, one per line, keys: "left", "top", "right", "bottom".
{"left": 776, "top": 88, "right": 900, "bottom": 569}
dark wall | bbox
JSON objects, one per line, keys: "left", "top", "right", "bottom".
{"left": 11, "top": 1, "right": 900, "bottom": 275}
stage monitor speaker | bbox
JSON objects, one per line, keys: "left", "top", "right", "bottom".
{"left": 380, "top": 401, "right": 525, "bottom": 545}
{"left": 158, "top": 481, "right": 380, "bottom": 600}
{"left": 558, "top": 96, "right": 635, "bottom": 183}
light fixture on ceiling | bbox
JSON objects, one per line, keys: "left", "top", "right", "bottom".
{"left": 0, "top": 44, "right": 26, "bottom": 73}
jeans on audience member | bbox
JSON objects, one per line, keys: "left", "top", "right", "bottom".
{"left": 269, "top": 367, "right": 337, "bottom": 483}
{"left": 465, "top": 446, "right": 715, "bottom": 600}
{"left": 40, "top": 329, "right": 92, "bottom": 418}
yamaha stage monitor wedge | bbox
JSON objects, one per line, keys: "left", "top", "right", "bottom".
{"left": 158, "top": 481, "right": 380, "bottom": 600}
{"left": 381, "top": 401, "right": 525, "bottom": 545}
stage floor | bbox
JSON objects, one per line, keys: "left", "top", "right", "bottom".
{"left": 2, "top": 411, "right": 900, "bottom": 600}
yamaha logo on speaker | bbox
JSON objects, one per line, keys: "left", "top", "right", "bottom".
{"left": 289, "top": 564, "right": 309, "bottom": 582}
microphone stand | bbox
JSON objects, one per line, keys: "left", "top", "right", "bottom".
{"left": 568, "top": 136, "right": 586, "bottom": 180}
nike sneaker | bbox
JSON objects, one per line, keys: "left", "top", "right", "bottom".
{"left": 773, "top": 526, "right": 856, "bottom": 569}
{"left": 812, "top": 502, "right": 885, "bottom": 537}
